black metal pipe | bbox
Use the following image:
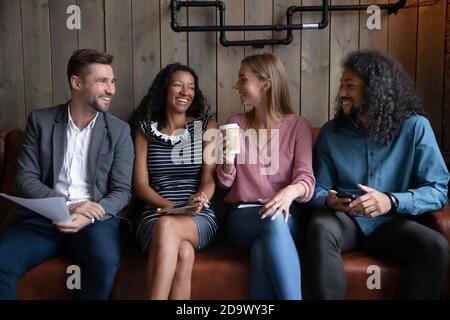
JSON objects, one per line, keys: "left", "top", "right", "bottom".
{"left": 223, "top": 0, "right": 325, "bottom": 46}
{"left": 319, "top": 0, "right": 329, "bottom": 29}
{"left": 289, "top": 0, "right": 406, "bottom": 14}
{"left": 170, "top": 0, "right": 406, "bottom": 47}
{"left": 177, "top": 1, "right": 225, "bottom": 10}
{"left": 220, "top": 36, "right": 293, "bottom": 48}
{"left": 294, "top": 4, "right": 396, "bottom": 12}
{"left": 171, "top": 0, "right": 405, "bottom": 33}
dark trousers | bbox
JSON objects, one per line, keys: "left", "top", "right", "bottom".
{"left": 307, "top": 209, "right": 449, "bottom": 300}
{"left": 0, "top": 210, "right": 121, "bottom": 300}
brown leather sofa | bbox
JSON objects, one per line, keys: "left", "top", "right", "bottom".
{"left": 1, "top": 128, "right": 449, "bottom": 300}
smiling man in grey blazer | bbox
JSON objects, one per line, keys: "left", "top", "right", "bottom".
{"left": 0, "top": 49, "right": 134, "bottom": 299}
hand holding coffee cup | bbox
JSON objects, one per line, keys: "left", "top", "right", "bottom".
{"left": 221, "top": 135, "right": 237, "bottom": 165}
{"left": 219, "top": 123, "right": 240, "bottom": 165}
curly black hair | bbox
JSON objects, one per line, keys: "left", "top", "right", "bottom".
{"left": 335, "top": 50, "right": 425, "bottom": 144}
{"left": 129, "top": 63, "right": 210, "bottom": 135}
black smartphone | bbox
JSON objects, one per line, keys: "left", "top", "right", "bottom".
{"left": 335, "top": 193, "right": 357, "bottom": 203}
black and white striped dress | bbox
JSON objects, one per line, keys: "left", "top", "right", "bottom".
{"left": 136, "top": 114, "right": 218, "bottom": 252}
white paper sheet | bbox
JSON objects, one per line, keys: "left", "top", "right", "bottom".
{"left": 0, "top": 193, "right": 70, "bottom": 222}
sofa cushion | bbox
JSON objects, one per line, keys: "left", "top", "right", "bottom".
{"left": 342, "top": 252, "right": 404, "bottom": 299}
{"left": 17, "top": 244, "right": 406, "bottom": 300}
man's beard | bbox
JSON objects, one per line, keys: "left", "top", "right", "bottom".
{"left": 335, "top": 97, "right": 363, "bottom": 125}
{"left": 88, "top": 97, "right": 108, "bottom": 113}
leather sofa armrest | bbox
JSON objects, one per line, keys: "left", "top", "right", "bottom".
{"left": 418, "top": 207, "right": 450, "bottom": 244}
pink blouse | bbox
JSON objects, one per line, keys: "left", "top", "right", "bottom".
{"left": 216, "top": 113, "right": 315, "bottom": 203}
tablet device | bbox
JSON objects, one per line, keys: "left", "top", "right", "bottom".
{"left": 158, "top": 202, "right": 203, "bottom": 215}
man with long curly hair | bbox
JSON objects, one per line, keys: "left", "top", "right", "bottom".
{"left": 307, "top": 50, "right": 450, "bottom": 299}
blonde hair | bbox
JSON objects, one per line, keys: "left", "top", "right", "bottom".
{"left": 241, "top": 53, "right": 294, "bottom": 129}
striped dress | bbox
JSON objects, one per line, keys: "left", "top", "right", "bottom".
{"left": 136, "top": 114, "right": 218, "bottom": 252}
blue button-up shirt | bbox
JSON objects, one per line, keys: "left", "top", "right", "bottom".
{"left": 309, "top": 115, "right": 449, "bottom": 235}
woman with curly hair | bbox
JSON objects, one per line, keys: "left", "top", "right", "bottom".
{"left": 130, "top": 63, "right": 218, "bottom": 299}
{"left": 307, "top": 50, "right": 449, "bottom": 299}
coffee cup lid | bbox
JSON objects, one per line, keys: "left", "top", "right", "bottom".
{"left": 219, "top": 123, "right": 240, "bottom": 130}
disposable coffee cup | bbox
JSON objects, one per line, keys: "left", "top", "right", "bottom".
{"left": 219, "top": 123, "right": 240, "bottom": 154}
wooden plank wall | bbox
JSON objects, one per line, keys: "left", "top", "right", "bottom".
{"left": 0, "top": 0, "right": 447, "bottom": 145}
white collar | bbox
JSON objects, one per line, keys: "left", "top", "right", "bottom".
{"left": 67, "top": 104, "right": 98, "bottom": 131}
{"left": 149, "top": 121, "right": 190, "bottom": 145}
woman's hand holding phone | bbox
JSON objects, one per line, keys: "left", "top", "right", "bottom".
{"left": 187, "top": 192, "right": 210, "bottom": 214}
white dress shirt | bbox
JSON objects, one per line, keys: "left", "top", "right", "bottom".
{"left": 55, "top": 106, "right": 98, "bottom": 204}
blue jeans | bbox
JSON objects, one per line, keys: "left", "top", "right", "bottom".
{"left": 227, "top": 203, "right": 302, "bottom": 300}
{"left": 0, "top": 210, "right": 121, "bottom": 300}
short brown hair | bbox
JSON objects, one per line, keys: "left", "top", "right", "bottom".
{"left": 67, "top": 49, "right": 113, "bottom": 88}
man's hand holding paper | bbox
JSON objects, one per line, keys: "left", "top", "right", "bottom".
{"left": 53, "top": 213, "right": 94, "bottom": 233}
{"left": 0, "top": 193, "right": 70, "bottom": 222}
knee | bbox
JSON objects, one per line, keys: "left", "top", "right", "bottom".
{"left": 434, "top": 234, "right": 449, "bottom": 256}
{"left": 420, "top": 232, "right": 449, "bottom": 263}
{"left": 85, "top": 252, "right": 120, "bottom": 277}
{"left": 178, "top": 241, "right": 195, "bottom": 265}
{"left": 152, "top": 216, "right": 176, "bottom": 244}
{"left": 307, "top": 213, "right": 341, "bottom": 248}
{"left": 261, "top": 214, "right": 288, "bottom": 234}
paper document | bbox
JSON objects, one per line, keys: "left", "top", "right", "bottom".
{"left": 0, "top": 193, "right": 70, "bottom": 222}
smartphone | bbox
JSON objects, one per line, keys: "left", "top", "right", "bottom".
{"left": 335, "top": 193, "right": 357, "bottom": 203}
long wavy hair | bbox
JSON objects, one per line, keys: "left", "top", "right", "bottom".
{"left": 241, "top": 53, "right": 295, "bottom": 129}
{"left": 335, "top": 50, "right": 425, "bottom": 144}
{"left": 129, "top": 63, "right": 210, "bottom": 135}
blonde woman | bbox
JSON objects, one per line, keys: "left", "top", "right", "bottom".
{"left": 217, "top": 53, "right": 315, "bottom": 300}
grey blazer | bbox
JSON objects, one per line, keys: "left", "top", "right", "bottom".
{"left": 15, "top": 103, "right": 134, "bottom": 218}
